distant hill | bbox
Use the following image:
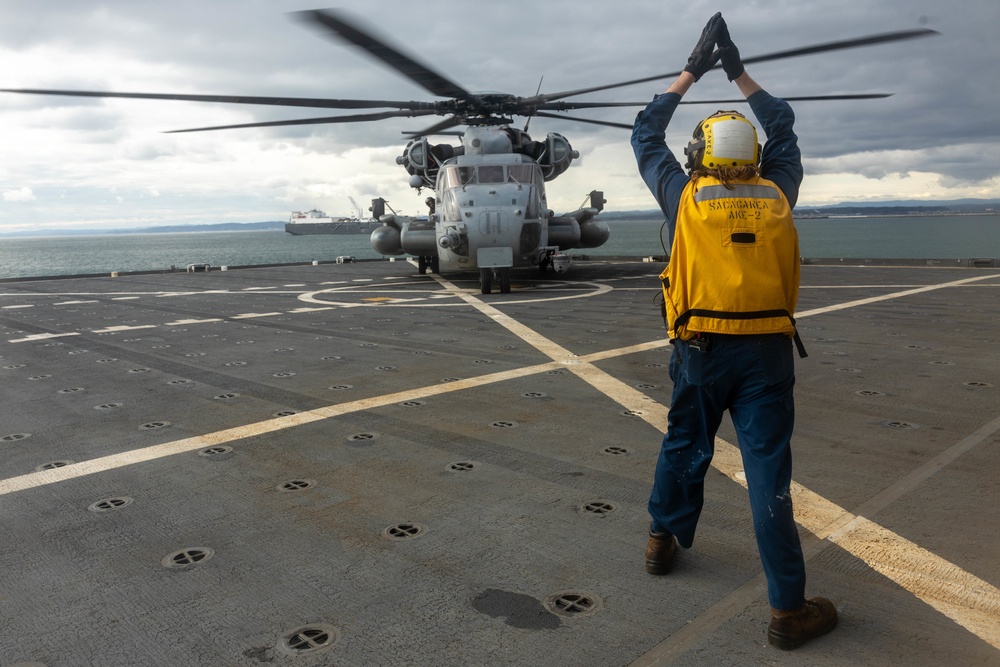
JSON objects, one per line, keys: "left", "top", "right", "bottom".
{"left": 820, "top": 198, "right": 1000, "bottom": 209}
{"left": 0, "top": 221, "right": 286, "bottom": 237}
{"left": 107, "top": 221, "right": 286, "bottom": 234}
{"left": 793, "top": 199, "right": 999, "bottom": 218}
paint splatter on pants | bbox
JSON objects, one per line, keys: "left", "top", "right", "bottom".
{"left": 648, "top": 333, "right": 807, "bottom": 611}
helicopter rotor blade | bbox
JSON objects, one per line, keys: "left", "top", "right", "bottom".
{"left": 402, "top": 116, "right": 466, "bottom": 139}
{"left": 678, "top": 93, "right": 894, "bottom": 104}
{"left": 739, "top": 29, "right": 939, "bottom": 67}
{"left": 294, "top": 9, "right": 483, "bottom": 111}
{"left": 0, "top": 87, "right": 437, "bottom": 111}
{"left": 164, "top": 110, "right": 438, "bottom": 134}
{"left": 530, "top": 95, "right": 892, "bottom": 114}
{"left": 529, "top": 28, "right": 939, "bottom": 103}
{"left": 535, "top": 101, "right": 654, "bottom": 110}
{"left": 533, "top": 94, "right": 894, "bottom": 131}
{"left": 529, "top": 111, "right": 634, "bottom": 130}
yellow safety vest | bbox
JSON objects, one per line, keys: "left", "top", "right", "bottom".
{"left": 660, "top": 174, "right": 803, "bottom": 350}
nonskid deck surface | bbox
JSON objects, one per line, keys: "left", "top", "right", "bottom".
{"left": 1, "top": 260, "right": 998, "bottom": 666}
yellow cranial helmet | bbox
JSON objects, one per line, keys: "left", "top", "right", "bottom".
{"left": 684, "top": 110, "right": 760, "bottom": 172}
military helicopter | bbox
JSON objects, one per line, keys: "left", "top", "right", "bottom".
{"left": 1, "top": 10, "right": 937, "bottom": 293}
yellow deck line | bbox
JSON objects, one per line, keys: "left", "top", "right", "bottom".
{"left": 431, "top": 272, "right": 1000, "bottom": 653}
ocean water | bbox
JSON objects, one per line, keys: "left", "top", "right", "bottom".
{"left": 0, "top": 215, "right": 997, "bottom": 280}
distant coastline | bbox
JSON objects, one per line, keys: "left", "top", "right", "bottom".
{"left": 791, "top": 204, "right": 997, "bottom": 220}
{"left": 0, "top": 220, "right": 286, "bottom": 238}
{"left": 1, "top": 200, "right": 997, "bottom": 237}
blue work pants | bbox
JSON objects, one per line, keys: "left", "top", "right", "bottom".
{"left": 648, "top": 333, "right": 807, "bottom": 611}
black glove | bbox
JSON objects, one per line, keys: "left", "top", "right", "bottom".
{"left": 683, "top": 12, "right": 722, "bottom": 81}
{"left": 716, "top": 17, "right": 744, "bottom": 81}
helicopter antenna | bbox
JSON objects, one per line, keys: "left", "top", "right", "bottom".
{"left": 524, "top": 76, "right": 544, "bottom": 132}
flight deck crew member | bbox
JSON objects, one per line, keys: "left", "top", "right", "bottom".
{"left": 630, "top": 14, "right": 838, "bottom": 650}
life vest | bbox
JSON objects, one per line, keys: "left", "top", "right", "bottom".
{"left": 660, "top": 174, "right": 806, "bottom": 355}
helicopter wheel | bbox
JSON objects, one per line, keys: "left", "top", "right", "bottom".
{"left": 418, "top": 256, "right": 428, "bottom": 274}
{"left": 539, "top": 257, "right": 550, "bottom": 273}
{"left": 479, "top": 268, "right": 492, "bottom": 294}
{"left": 499, "top": 267, "right": 511, "bottom": 293}
{"left": 430, "top": 255, "right": 440, "bottom": 274}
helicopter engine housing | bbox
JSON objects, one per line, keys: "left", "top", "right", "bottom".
{"left": 398, "top": 138, "right": 460, "bottom": 189}
{"left": 536, "top": 133, "right": 578, "bottom": 182}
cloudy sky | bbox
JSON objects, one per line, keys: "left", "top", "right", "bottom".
{"left": 0, "top": 0, "right": 997, "bottom": 233}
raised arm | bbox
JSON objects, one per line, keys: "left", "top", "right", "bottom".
{"left": 717, "top": 18, "right": 803, "bottom": 205}
{"left": 631, "top": 14, "right": 723, "bottom": 230}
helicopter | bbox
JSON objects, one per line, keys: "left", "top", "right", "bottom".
{"left": 1, "top": 10, "right": 937, "bottom": 293}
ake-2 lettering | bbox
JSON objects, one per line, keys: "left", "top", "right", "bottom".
{"left": 707, "top": 199, "right": 769, "bottom": 211}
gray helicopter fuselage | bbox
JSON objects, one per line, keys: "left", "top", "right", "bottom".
{"left": 369, "top": 125, "right": 608, "bottom": 284}
{"left": 433, "top": 152, "right": 548, "bottom": 272}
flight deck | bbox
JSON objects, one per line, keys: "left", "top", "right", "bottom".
{"left": 1, "top": 259, "right": 997, "bottom": 666}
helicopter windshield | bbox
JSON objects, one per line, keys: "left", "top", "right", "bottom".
{"left": 439, "top": 164, "right": 542, "bottom": 188}
{"left": 438, "top": 162, "right": 545, "bottom": 221}
{"left": 506, "top": 164, "right": 536, "bottom": 184}
{"left": 476, "top": 165, "right": 505, "bottom": 183}
{"left": 442, "top": 189, "right": 461, "bottom": 222}
{"left": 440, "top": 166, "right": 475, "bottom": 189}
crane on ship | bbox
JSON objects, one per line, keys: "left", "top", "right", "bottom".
{"left": 348, "top": 196, "right": 364, "bottom": 221}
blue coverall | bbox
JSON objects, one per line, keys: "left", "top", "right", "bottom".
{"left": 631, "top": 90, "right": 807, "bottom": 611}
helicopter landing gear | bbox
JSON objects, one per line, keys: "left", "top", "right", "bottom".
{"left": 417, "top": 255, "right": 440, "bottom": 274}
{"left": 480, "top": 267, "right": 511, "bottom": 294}
{"left": 498, "top": 267, "right": 511, "bottom": 293}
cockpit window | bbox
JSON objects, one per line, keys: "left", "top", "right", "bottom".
{"left": 477, "top": 165, "right": 505, "bottom": 183}
{"left": 507, "top": 164, "right": 535, "bottom": 184}
{"left": 442, "top": 189, "right": 461, "bottom": 221}
{"left": 439, "top": 163, "right": 542, "bottom": 188}
{"left": 440, "top": 166, "right": 475, "bottom": 189}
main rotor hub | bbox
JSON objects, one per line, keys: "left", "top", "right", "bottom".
{"left": 453, "top": 93, "right": 519, "bottom": 126}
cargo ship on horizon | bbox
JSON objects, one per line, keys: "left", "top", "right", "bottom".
{"left": 284, "top": 208, "right": 381, "bottom": 235}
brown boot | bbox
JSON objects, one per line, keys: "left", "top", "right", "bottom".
{"left": 768, "top": 597, "right": 838, "bottom": 650}
{"left": 645, "top": 527, "right": 677, "bottom": 575}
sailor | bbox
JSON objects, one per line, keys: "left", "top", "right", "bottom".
{"left": 630, "top": 13, "right": 838, "bottom": 650}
